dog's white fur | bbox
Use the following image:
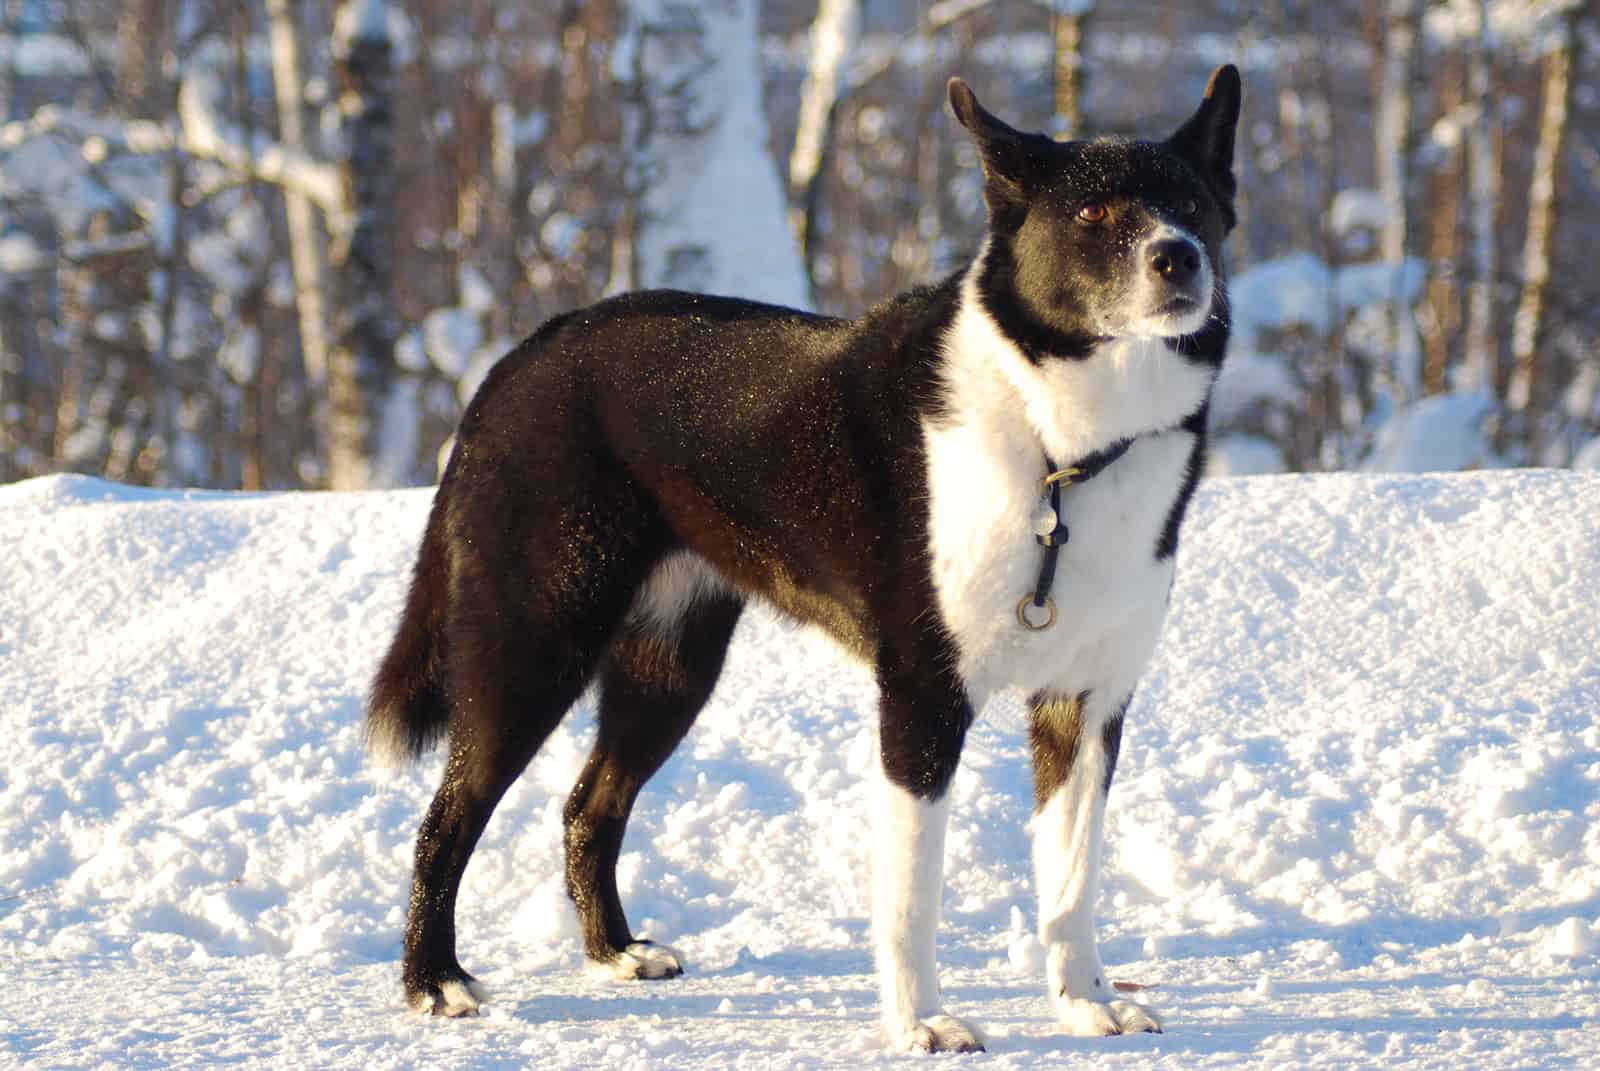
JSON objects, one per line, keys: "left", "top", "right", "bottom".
{"left": 870, "top": 778, "right": 984, "bottom": 1052}
{"left": 587, "top": 941, "right": 685, "bottom": 981}
{"left": 411, "top": 976, "right": 488, "bottom": 1018}
{"left": 876, "top": 249, "right": 1214, "bottom": 1042}
{"left": 628, "top": 550, "right": 731, "bottom": 637}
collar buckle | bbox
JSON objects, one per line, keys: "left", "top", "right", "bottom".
{"left": 1043, "top": 466, "right": 1082, "bottom": 488}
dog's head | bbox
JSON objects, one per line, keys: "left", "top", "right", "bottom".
{"left": 950, "top": 66, "right": 1240, "bottom": 358}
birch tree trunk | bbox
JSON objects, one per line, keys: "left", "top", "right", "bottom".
{"left": 1506, "top": 9, "right": 1579, "bottom": 444}
{"left": 266, "top": 0, "right": 331, "bottom": 389}
{"left": 1421, "top": 51, "right": 1467, "bottom": 396}
{"left": 621, "top": 0, "right": 809, "bottom": 309}
{"left": 788, "top": 0, "right": 859, "bottom": 298}
{"left": 1462, "top": 0, "right": 1500, "bottom": 396}
{"left": 328, "top": 0, "right": 400, "bottom": 489}
{"left": 1374, "top": 0, "right": 1422, "bottom": 401}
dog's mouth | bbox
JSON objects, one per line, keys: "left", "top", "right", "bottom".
{"left": 1101, "top": 257, "right": 1218, "bottom": 339}
{"left": 1110, "top": 290, "right": 1212, "bottom": 340}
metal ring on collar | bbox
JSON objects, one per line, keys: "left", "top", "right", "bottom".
{"left": 1016, "top": 594, "right": 1057, "bottom": 631}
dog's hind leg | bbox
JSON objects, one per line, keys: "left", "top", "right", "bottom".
{"left": 402, "top": 636, "right": 599, "bottom": 1017}
{"left": 564, "top": 577, "right": 744, "bottom": 981}
{"left": 401, "top": 497, "right": 658, "bottom": 1017}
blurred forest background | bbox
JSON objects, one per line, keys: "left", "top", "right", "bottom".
{"left": 0, "top": 0, "right": 1595, "bottom": 490}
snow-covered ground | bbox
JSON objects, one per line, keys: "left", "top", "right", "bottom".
{"left": 2, "top": 470, "right": 1597, "bottom": 1069}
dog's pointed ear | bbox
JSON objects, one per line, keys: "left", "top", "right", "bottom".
{"left": 1169, "top": 64, "right": 1241, "bottom": 202}
{"left": 949, "top": 78, "right": 1034, "bottom": 206}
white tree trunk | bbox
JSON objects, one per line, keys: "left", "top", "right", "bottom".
{"left": 788, "top": 0, "right": 859, "bottom": 295}
{"left": 621, "top": 0, "right": 809, "bottom": 309}
{"left": 1507, "top": 10, "right": 1577, "bottom": 421}
{"left": 1462, "top": 0, "right": 1499, "bottom": 395}
{"left": 266, "top": 0, "right": 331, "bottom": 388}
{"left": 790, "top": 0, "right": 859, "bottom": 198}
{"left": 328, "top": 0, "right": 401, "bottom": 489}
{"left": 1375, "top": 0, "right": 1422, "bottom": 401}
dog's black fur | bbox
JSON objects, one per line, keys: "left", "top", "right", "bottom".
{"left": 370, "top": 67, "right": 1240, "bottom": 1048}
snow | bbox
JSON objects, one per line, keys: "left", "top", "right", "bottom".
{"left": 1217, "top": 253, "right": 1432, "bottom": 449}
{"left": 1229, "top": 254, "right": 1427, "bottom": 352}
{"left": 1363, "top": 392, "right": 1497, "bottom": 473}
{"left": 421, "top": 307, "right": 483, "bottom": 379}
{"left": 458, "top": 264, "right": 496, "bottom": 316}
{"left": 332, "top": 0, "right": 393, "bottom": 54}
{"left": 178, "top": 73, "right": 344, "bottom": 215}
{"left": 1326, "top": 188, "right": 1390, "bottom": 238}
{"left": 1211, "top": 350, "right": 1300, "bottom": 426}
{"left": 1423, "top": 0, "right": 1583, "bottom": 47}
{"left": 188, "top": 229, "right": 257, "bottom": 298}
{"left": 373, "top": 381, "right": 422, "bottom": 490}
{"left": 217, "top": 324, "right": 261, "bottom": 386}
{"left": 0, "top": 231, "right": 45, "bottom": 272}
{"left": 4, "top": 33, "right": 94, "bottom": 78}
{"left": 1209, "top": 434, "right": 1286, "bottom": 476}
{"left": 2, "top": 469, "right": 1598, "bottom": 1069}
{"left": 394, "top": 330, "right": 429, "bottom": 374}
{"left": 1573, "top": 438, "right": 1600, "bottom": 471}
{"left": 0, "top": 127, "right": 119, "bottom": 237}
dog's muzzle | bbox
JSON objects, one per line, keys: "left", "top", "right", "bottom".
{"left": 1135, "top": 232, "right": 1212, "bottom": 336}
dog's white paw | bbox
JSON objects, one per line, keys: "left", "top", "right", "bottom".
{"left": 409, "top": 976, "right": 487, "bottom": 1018}
{"left": 1054, "top": 995, "right": 1162, "bottom": 1036}
{"left": 896, "top": 1013, "right": 986, "bottom": 1053}
{"left": 593, "top": 940, "right": 685, "bottom": 981}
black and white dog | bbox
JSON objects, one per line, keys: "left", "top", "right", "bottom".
{"left": 369, "top": 66, "right": 1240, "bottom": 1053}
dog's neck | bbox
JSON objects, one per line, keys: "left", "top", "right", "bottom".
{"left": 937, "top": 251, "right": 1217, "bottom": 464}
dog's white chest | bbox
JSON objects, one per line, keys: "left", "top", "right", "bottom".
{"left": 923, "top": 270, "right": 1215, "bottom": 706}
{"left": 923, "top": 421, "right": 1191, "bottom": 703}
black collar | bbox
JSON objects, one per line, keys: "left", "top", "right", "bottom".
{"left": 1017, "top": 437, "right": 1136, "bottom": 630}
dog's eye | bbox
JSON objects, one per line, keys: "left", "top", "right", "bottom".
{"left": 1180, "top": 198, "right": 1199, "bottom": 216}
{"left": 1076, "top": 202, "right": 1108, "bottom": 224}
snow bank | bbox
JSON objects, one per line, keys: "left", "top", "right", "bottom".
{"left": 2, "top": 470, "right": 1597, "bottom": 1069}
{"left": 1363, "top": 391, "right": 1497, "bottom": 473}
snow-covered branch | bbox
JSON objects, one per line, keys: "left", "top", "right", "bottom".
{"left": 1, "top": 83, "right": 344, "bottom": 220}
{"left": 177, "top": 74, "right": 345, "bottom": 215}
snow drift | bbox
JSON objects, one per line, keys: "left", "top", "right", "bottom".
{"left": 1, "top": 470, "right": 1596, "bottom": 1069}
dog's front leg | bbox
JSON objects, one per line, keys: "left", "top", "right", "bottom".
{"left": 871, "top": 661, "right": 983, "bottom": 1054}
{"left": 1030, "top": 693, "right": 1161, "bottom": 1037}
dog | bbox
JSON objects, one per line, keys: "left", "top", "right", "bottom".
{"left": 368, "top": 65, "right": 1240, "bottom": 1053}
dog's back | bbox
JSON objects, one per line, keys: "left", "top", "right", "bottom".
{"left": 436, "top": 282, "right": 964, "bottom": 648}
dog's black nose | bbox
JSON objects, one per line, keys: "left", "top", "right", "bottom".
{"left": 1148, "top": 238, "right": 1202, "bottom": 287}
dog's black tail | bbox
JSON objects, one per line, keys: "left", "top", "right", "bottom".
{"left": 366, "top": 495, "right": 451, "bottom": 766}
